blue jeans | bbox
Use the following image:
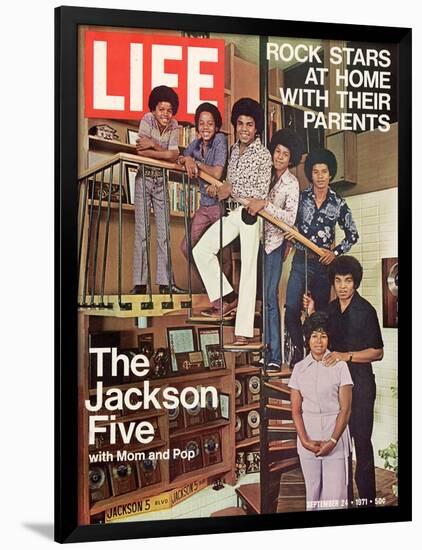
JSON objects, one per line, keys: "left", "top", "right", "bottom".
{"left": 285, "top": 250, "right": 331, "bottom": 363}
{"left": 264, "top": 243, "right": 285, "bottom": 365}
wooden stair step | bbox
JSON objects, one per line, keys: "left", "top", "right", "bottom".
{"left": 186, "top": 316, "right": 235, "bottom": 326}
{"left": 268, "top": 424, "right": 296, "bottom": 433}
{"left": 235, "top": 482, "right": 260, "bottom": 514}
{"left": 211, "top": 507, "right": 247, "bottom": 517}
{"left": 267, "top": 424, "right": 297, "bottom": 441}
{"left": 264, "top": 367, "right": 292, "bottom": 379}
{"left": 269, "top": 457, "right": 299, "bottom": 474}
{"left": 279, "top": 481, "right": 306, "bottom": 497}
{"left": 266, "top": 403, "right": 292, "bottom": 412}
{"left": 266, "top": 403, "right": 292, "bottom": 420}
{"left": 264, "top": 380, "right": 291, "bottom": 396}
{"left": 268, "top": 440, "right": 297, "bottom": 452}
{"left": 277, "top": 473, "right": 306, "bottom": 513}
{"left": 223, "top": 342, "right": 265, "bottom": 352}
{"left": 276, "top": 496, "right": 306, "bottom": 513}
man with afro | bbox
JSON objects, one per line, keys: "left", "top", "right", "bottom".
{"left": 246, "top": 128, "right": 303, "bottom": 369}
{"left": 285, "top": 147, "right": 359, "bottom": 366}
{"left": 131, "top": 85, "right": 186, "bottom": 295}
{"left": 304, "top": 255, "right": 384, "bottom": 505}
{"left": 193, "top": 97, "right": 272, "bottom": 345}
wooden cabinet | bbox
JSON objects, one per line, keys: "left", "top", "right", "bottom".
{"left": 78, "top": 314, "right": 237, "bottom": 524}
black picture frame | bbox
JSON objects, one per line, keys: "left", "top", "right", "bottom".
{"left": 56, "top": 5, "right": 411, "bottom": 543}
{"left": 166, "top": 326, "right": 197, "bottom": 372}
{"left": 206, "top": 343, "right": 226, "bottom": 371}
{"left": 198, "top": 327, "right": 220, "bottom": 367}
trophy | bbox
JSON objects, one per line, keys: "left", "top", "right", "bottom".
{"left": 246, "top": 410, "right": 260, "bottom": 438}
{"left": 168, "top": 404, "right": 185, "bottom": 432}
{"left": 235, "top": 414, "right": 244, "bottom": 442}
{"left": 183, "top": 394, "right": 204, "bottom": 427}
{"left": 109, "top": 462, "right": 138, "bottom": 496}
{"left": 182, "top": 437, "right": 203, "bottom": 473}
{"left": 204, "top": 392, "right": 221, "bottom": 422}
{"left": 202, "top": 432, "right": 222, "bottom": 467}
{"left": 246, "top": 374, "right": 260, "bottom": 404}
{"left": 235, "top": 378, "right": 244, "bottom": 406}
{"left": 137, "top": 458, "right": 161, "bottom": 487}
{"left": 89, "top": 465, "right": 110, "bottom": 502}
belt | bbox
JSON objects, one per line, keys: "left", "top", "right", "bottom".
{"left": 295, "top": 248, "right": 321, "bottom": 262}
{"left": 225, "top": 198, "right": 242, "bottom": 211}
{"left": 303, "top": 410, "right": 339, "bottom": 418}
{"left": 142, "top": 167, "right": 163, "bottom": 178}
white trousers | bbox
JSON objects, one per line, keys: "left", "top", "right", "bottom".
{"left": 300, "top": 457, "right": 348, "bottom": 511}
{"left": 192, "top": 206, "right": 261, "bottom": 337}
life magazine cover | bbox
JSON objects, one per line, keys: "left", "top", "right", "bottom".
{"left": 75, "top": 20, "right": 401, "bottom": 527}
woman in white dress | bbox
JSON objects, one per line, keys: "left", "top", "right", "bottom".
{"left": 288, "top": 311, "right": 353, "bottom": 510}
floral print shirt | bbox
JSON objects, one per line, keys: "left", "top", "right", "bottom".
{"left": 227, "top": 137, "right": 272, "bottom": 200}
{"left": 264, "top": 169, "right": 299, "bottom": 254}
{"left": 295, "top": 187, "right": 359, "bottom": 255}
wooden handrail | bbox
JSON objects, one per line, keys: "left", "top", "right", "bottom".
{"left": 78, "top": 153, "right": 184, "bottom": 180}
{"left": 79, "top": 153, "right": 324, "bottom": 257}
{"left": 198, "top": 171, "right": 324, "bottom": 257}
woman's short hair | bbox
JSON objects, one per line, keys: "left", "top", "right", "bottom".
{"left": 230, "top": 97, "right": 264, "bottom": 134}
{"left": 328, "top": 255, "right": 363, "bottom": 289}
{"left": 304, "top": 311, "right": 329, "bottom": 344}
{"left": 148, "top": 85, "right": 179, "bottom": 115}
{"left": 194, "top": 102, "right": 222, "bottom": 131}
{"left": 268, "top": 128, "right": 304, "bottom": 167}
{"left": 304, "top": 148, "right": 337, "bottom": 182}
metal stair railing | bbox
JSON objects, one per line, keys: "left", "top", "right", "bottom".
{"left": 77, "top": 153, "right": 197, "bottom": 313}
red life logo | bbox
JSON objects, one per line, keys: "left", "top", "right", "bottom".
{"left": 84, "top": 31, "right": 225, "bottom": 122}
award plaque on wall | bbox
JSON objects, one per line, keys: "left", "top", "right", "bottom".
{"left": 56, "top": 5, "right": 411, "bottom": 543}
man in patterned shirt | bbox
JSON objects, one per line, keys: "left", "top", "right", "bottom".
{"left": 131, "top": 85, "right": 186, "bottom": 295}
{"left": 246, "top": 128, "right": 302, "bottom": 370}
{"left": 193, "top": 98, "right": 272, "bottom": 345}
{"left": 285, "top": 148, "right": 359, "bottom": 366}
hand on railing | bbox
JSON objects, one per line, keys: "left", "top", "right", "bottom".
{"left": 303, "top": 293, "right": 315, "bottom": 316}
{"left": 136, "top": 137, "right": 155, "bottom": 153}
{"left": 184, "top": 157, "right": 199, "bottom": 179}
{"left": 283, "top": 226, "right": 298, "bottom": 242}
{"left": 246, "top": 198, "right": 266, "bottom": 216}
{"left": 217, "top": 182, "right": 232, "bottom": 201}
{"left": 206, "top": 185, "right": 217, "bottom": 198}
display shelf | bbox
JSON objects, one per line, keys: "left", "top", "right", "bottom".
{"left": 236, "top": 402, "right": 260, "bottom": 414}
{"left": 234, "top": 365, "right": 260, "bottom": 375}
{"left": 235, "top": 436, "right": 260, "bottom": 450}
{"left": 89, "top": 135, "right": 136, "bottom": 153}
{"left": 169, "top": 418, "right": 231, "bottom": 439}
{"left": 169, "top": 462, "right": 230, "bottom": 488}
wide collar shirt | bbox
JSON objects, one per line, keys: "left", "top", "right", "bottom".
{"left": 327, "top": 292, "right": 384, "bottom": 369}
{"left": 183, "top": 132, "right": 228, "bottom": 206}
{"left": 227, "top": 137, "right": 272, "bottom": 201}
{"left": 138, "top": 112, "right": 180, "bottom": 151}
{"left": 295, "top": 186, "right": 359, "bottom": 255}
{"left": 264, "top": 169, "right": 299, "bottom": 254}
